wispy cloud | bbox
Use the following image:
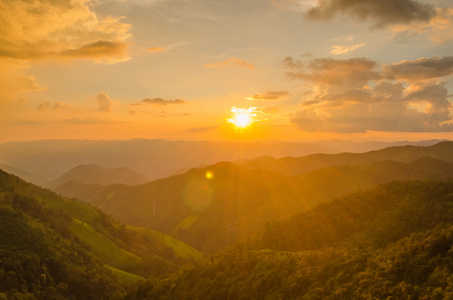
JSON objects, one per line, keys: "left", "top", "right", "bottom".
{"left": 247, "top": 91, "right": 290, "bottom": 101}
{"left": 146, "top": 42, "right": 190, "bottom": 53}
{"left": 37, "top": 101, "right": 71, "bottom": 112}
{"left": 146, "top": 47, "right": 166, "bottom": 53}
{"left": 330, "top": 43, "right": 365, "bottom": 55}
{"left": 204, "top": 57, "right": 255, "bottom": 69}
{"left": 188, "top": 126, "right": 218, "bottom": 133}
{"left": 131, "top": 97, "right": 188, "bottom": 106}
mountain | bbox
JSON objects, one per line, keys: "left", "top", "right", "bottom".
{"left": 0, "top": 139, "right": 445, "bottom": 184}
{"left": 134, "top": 180, "right": 453, "bottom": 299}
{"left": 54, "top": 155, "right": 453, "bottom": 253}
{"left": 0, "top": 168, "right": 200, "bottom": 299}
{"left": 45, "top": 164, "right": 149, "bottom": 188}
{"left": 0, "top": 163, "right": 48, "bottom": 185}
{"left": 244, "top": 140, "right": 453, "bottom": 175}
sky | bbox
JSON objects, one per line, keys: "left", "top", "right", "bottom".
{"left": 1, "top": 0, "right": 453, "bottom": 143}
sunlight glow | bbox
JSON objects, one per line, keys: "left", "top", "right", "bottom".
{"left": 227, "top": 107, "right": 257, "bottom": 129}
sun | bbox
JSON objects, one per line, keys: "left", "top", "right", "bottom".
{"left": 227, "top": 107, "right": 257, "bottom": 129}
{"left": 234, "top": 112, "right": 252, "bottom": 128}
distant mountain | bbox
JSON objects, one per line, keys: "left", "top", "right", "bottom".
{"left": 244, "top": 141, "right": 453, "bottom": 175}
{"left": 139, "top": 180, "right": 453, "bottom": 299}
{"left": 45, "top": 164, "right": 149, "bottom": 188}
{"left": 0, "top": 163, "right": 48, "bottom": 185}
{"left": 0, "top": 168, "right": 200, "bottom": 298}
{"left": 54, "top": 154, "right": 453, "bottom": 253}
{"left": 0, "top": 139, "right": 445, "bottom": 184}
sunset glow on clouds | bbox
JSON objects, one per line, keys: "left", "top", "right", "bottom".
{"left": 1, "top": 0, "right": 453, "bottom": 142}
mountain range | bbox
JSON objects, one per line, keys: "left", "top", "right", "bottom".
{"left": 3, "top": 140, "right": 453, "bottom": 298}
{"left": 0, "top": 139, "right": 445, "bottom": 185}
{"left": 53, "top": 141, "right": 453, "bottom": 252}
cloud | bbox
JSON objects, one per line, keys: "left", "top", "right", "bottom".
{"left": 37, "top": 102, "right": 51, "bottom": 112}
{"left": 383, "top": 56, "right": 453, "bottom": 82}
{"left": 96, "top": 92, "right": 115, "bottom": 112}
{"left": 272, "top": 0, "right": 319, "bottom": 12}
{"left": 60, "top": 41, "right": 128, "bottom": 61}
{"left": 247, "top": 91, "right": 290, "bottom": 101}
{"left": 0, "top": 0, "right": 132, "bottom": 98}
{"left": 146, "top": 42, "right": 190, "bottom": 53}
{"left": 62, "top": 117, "right": 124, "bottom": 125}
{"left": 330, "top": 43, "right": 365, "bottom": 55}
{"left": 54, "top": 101, "right": 72, "bottom": 110}
{"left": 37, "top": 101, "right": 72, "bottom": 112}
{"left": 131, "top": 97, "right": 188, "bottom": 106}
{"left": 390, "top": 8, "right": 453, "bottom": 42}
{"left": 204, "top": 57, "right": 255, "bottom": 69}
{"left": 188, "top": 126, "right": 218, "bottom": 133}
{"left": 0, "top": 61, "right": 44, "bottom": 94}
{"left": 284, "top": 57, "right": 382, "bottom": 90}
{"left": 146, "top": 47, "right": 167, "bottom": 52}
{"left": 304, "top": 0, "right": 436, "bottom": 27}
{"left": 287, "top": 55, "right": 453, "bottom": 133}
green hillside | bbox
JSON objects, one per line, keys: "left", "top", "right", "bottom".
{"left": 55, "top": 156, "right": 453, "bottom": 253}
{"left": 0, "top": 169, "right": 200, "bottom": 299}
{"left": 133, "top": 180, "right": 453, "bottom": 299}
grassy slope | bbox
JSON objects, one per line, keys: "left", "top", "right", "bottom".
{"left": 70, "top": 219, "right": 142, "bottom": 270}
{"left": 0, "top": 169, "right": 201, "bottom": 279}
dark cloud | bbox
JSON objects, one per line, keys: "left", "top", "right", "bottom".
{"left": 60, "top": 41, "right": 127, "bottom": 59}
{"left": 383, "top": 56, "right": 453, "bottom": 81}
{"left": 305, "top": 0, "right": 436, "bottom": 27}
{"left": 285, "top": 57, "right": 382, "bottom": 89}
{"left": 247, "top": 91, "right": 290, "bottom": 100}
{"left": 132, "top": 98, "right": 188, "bottom": 106}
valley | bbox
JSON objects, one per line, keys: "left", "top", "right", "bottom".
{"left": 2, "top": 140, "right": 453, "bottom": 298}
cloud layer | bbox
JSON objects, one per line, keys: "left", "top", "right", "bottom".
{"left": 285, "top": 55, "right": 453, "bottom": 133}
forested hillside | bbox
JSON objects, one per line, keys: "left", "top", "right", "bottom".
{"left": 132, "top": 180, "right": 453, "bottom": 299}
{"left": 0, "top": 169, "right": 200, "bottom": 299}
{"left": 55, "top": 156, "right": 453, "bottom": 253}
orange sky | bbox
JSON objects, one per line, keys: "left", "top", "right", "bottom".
{"left": 1, "top": 0, "right": 453, "bottom": 143}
